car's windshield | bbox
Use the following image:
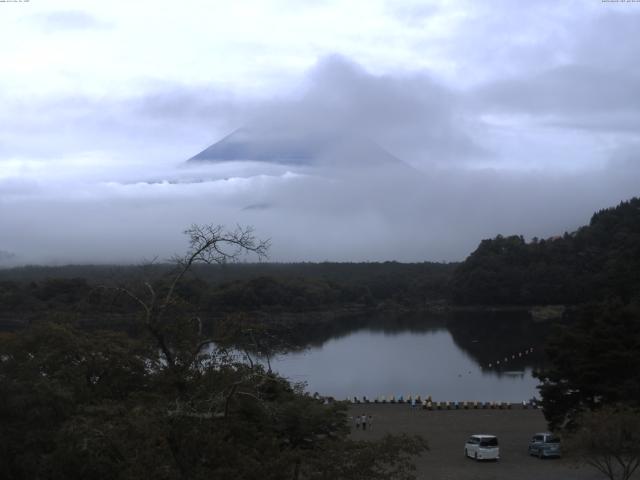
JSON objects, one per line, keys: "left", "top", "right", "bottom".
{"left": 480, "top": 438, "right": 498, "bottom": 447}
{"left": 547, "top": 436, "right": 560, "bottom": 443}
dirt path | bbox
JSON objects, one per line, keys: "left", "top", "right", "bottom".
{"left": 348, "top": 404, "right": 622, "bottom": 480}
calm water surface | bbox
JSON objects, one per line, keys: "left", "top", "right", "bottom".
{"left": 266, "top": 312, "right": 549, "bottom": 402}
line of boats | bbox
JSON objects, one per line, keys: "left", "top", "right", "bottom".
{"left": 486, "top": 347, "right": 535, "bottom": 369}
{"left": 348, "top": 395, "right": 541, "bottom": 410}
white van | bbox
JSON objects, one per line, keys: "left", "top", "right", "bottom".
{"left": 464, "top": 434, "right": 500, "bottom": 461}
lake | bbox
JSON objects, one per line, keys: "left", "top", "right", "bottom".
{"left": 265, "top": 310, "right": 551, "bottom": 403}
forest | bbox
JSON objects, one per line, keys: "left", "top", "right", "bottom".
{"left": 0, "top": 261, "right": 454, "bottom": 335}
{"left": 450, "top": 197, "right": 640, "bottom": 306}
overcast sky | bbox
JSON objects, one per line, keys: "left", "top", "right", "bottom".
{"left": 1, "top": 0, "right": 639, "bottom": 265}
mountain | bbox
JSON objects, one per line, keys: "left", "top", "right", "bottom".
{"left": 187, "top": 127, "right": 408, "bottom": 168}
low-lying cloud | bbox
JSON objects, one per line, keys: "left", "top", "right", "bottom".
{"left": 2, "top": 47, "right": 640, "bottom": 265}
{"left": 1, "top": 152, "right": 638, "bottom": 265}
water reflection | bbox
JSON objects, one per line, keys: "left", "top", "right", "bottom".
{"left": 447, "top": 310, "right": 548, "bottom": 370}
{"left": 266, "top": 311, "right": 553, "bottom": 402}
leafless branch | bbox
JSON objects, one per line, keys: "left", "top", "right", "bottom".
{"left": 160, "top": 224, "right": 269, "bottom": 316}
{"left": 98, "top": 223, "right": 269, "bottom": 384}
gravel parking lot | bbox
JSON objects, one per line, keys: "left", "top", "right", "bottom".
{"left": 348, "top": 404, "right": 628, "bottom": 480}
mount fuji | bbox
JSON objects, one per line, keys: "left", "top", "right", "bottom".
{"left": 187, "top": 127, "right": 412, "bottom": 171}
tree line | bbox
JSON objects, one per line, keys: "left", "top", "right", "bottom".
{"left": 450, "top": 197, "right": 640, "bottom": 306}
{"left": 0, "top": 262, "right": 454, "bottom": 321}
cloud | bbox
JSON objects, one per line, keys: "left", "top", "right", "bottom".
{"left": 1, "top": 139, "right": 639, "bottom": 266}
{"left": 240, "top": 55, "right": 486, "bottom": 166}
{"left": 0, "top": 89, "right": 235, "bottom": 165}
{"left": 474, "top": 64, "right": 640, "bottom": 121}
{"left": 573, "top": 11, "right": 640, "bottom": 73}
{"left": 386, "top": 2, "right": 440, "bottom": 27}
{"left": 466, "top": 9, "right": 640, "bottom": 137}
{"left": 29, "top": 10, "right": 112, "bottom": 32}
{"left": 0, "top": 31, "right": 640, "bottom": 263}
{"left": 0, "top": 55, "right": 484, "bottom": 169}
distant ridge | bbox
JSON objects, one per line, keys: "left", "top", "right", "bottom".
{"left": 187, "top": 127, "right": 408, "bottom": 168}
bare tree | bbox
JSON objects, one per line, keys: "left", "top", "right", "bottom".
{"left": 566, "top": 407, "right": 640, "bottom": 480}
{"left": 114, "top": 224, "right": 269, "bottom": 371}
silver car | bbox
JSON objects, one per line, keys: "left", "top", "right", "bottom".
{"left": 528, "top": 432, "right": 561, "bottom": 458}
{"left": 464, "top": 434, "right": 500, "bottom": 461}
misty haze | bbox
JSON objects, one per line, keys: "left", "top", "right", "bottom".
{"left": 2, "top": 2, "right": 640, "bottom": 480}
{"left": 2, "top": 8, "right": 640, "bottom": 265}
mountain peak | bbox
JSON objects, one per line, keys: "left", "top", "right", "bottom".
{"left": 187, "top": 128, "right": 407, "bottom": 168}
